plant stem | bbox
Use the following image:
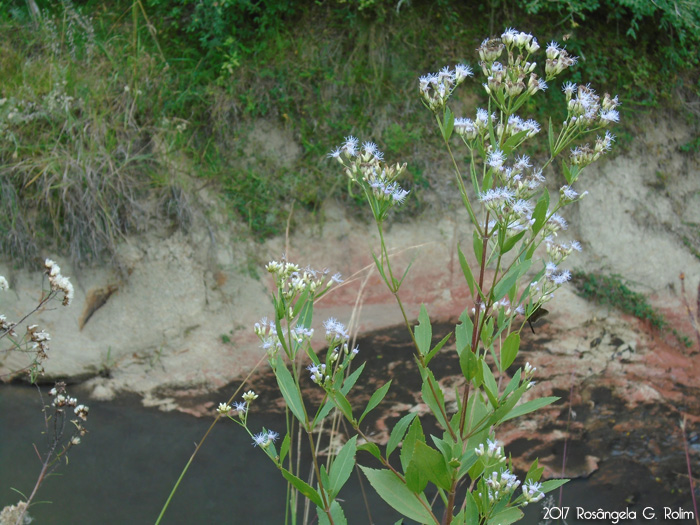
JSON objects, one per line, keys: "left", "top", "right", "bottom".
{"left": 154, "top": 353, "right": 267, "bottom": 525}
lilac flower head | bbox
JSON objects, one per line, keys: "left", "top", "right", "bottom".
{"left": 487, "top": 149, "right": 506, "bottom": 170}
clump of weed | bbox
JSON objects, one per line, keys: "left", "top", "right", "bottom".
{"left": 571, "top": 270, "right": 667, "bottom": 329}
{"left": 0, "top": 4, "right": 191, "bottom": 266}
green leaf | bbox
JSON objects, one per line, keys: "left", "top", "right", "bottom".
{"left": 411, "top": 441, "right": 452, "bottom": 491}
{"left": 329, "top": 435, "right": 357, "bottom": 496}
{"left": 331, "top": 390, "right": 355, "bottom": 423}
{"left": 540, "top": 478, "right": 569, "bottom": 493}
{"left": 359, "top": 381, "right": 392, "bottom": 424}
{"left": 457, "top": 245, "right": 476, "bottom": 296}
{"left": 481, "top": 360, "right": 499, "bottom": 408}
{"left": 415, "top": 305, "right": 432, "bottom": 356}
{"left": 420, "top": 368, "right": 449, "bottom": 430}
{"left": 424, "top": 332, "right": 451, "bottom": 366}
{"left": 291, "top": 287, "right": 311, "bottom": 318}
{"left": 455, "top": 308, "right": 474, "bottom": 356}
{"left": 371, "top": 251, "right": 388, "bottom": 284}
{"left": 281, "top": 468, "right": 324, "bottom": 508}
{"left": 358, "top": 442, "right": 382, "bottom": 461}
{"left": 563, "top": 161, "right": 572, "bottom": 184}
{"left": 501, "top": 230, "right": 526, "bottom": 255}
{"left": 397, "top": 257, "right": 415, "bottom": 288}
{"left": 502, "top": 129, "right": 529, "bottom": 153}
{"left": 275, "top": 364, "right": 307, "bottom": 425}
{"left": 487, "top": 507, "right": 523, "bottom": 525}
{"left": 359, "top": 466, "right": 437, "bottom": 524}
{"left": 442, "top": 106, "right": 455, "bottom": 141}
{"left": 274, "top": 315, "right": 289, "bottom": 355}
{"left": 472, "top": 230, "right": 483, "bottom": 265}
{"left": 493, "top": 260, "right": 532, "bottom": 302}
{"left": 500, "top": 332, "right": 520, "bottom": 371}
{"left": 317, "top": 500, "right": 348, "bottom": 525}
{"left": 568, "top": 164, "right": 580, "bottom": 184}
{"left": 502, "top": 369, "right": 522, "bottom": 399}
{"left": 279, "top": 433, "right": 291, "bottom": 464}
{"left": 320, "top": 465, "right": 331, "bottom": 495}
{"left": 525, "top": 458, "right": 544, "bottom": 483}
{"left": 400, "top": 417, "right": 425, "bottom": 473}
{"left": 317, "top": 363, "right": 365, "bottom": 422}
{"left": 531, "top": 189, "right": 550, "bottom": 235}
{"left": 459, "top": 345, "right": 478, "bottom": 382}
{"left": 464, "top": 490, "right": 479, "bottom": 525}
{"left": 456, "top": 450, "right": 478, "bottom": 480}
{"left": 342, "top": 362, "right": 365, "bottom": 395}
{"left": 387, "top": 412, "right": 418, "bottom": 459}
{"left": 404, "top": 457, "right": 429, "bottom": 494}
{"left": 502, "top": 396, "right": 559, "bottom": 422}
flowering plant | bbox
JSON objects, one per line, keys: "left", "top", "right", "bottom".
{"left": 220, "top": 28, "right": 619, "bottom": 524}
{"left": 1, "top": 260, "right": 89, "bottom": 525}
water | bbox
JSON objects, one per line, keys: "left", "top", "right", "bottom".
{"left": 0, "top": 384, "right": 406, "bottom": 524}
{"left": 2, "top": 325, "right": 697, "bottom": 525}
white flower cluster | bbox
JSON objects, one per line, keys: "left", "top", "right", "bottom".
{"left": 265, "top": 257, "right": 341, "bottom": 302}
{"left": 27, "top": 324, "right": 51, "bottom": 364}
{"left": 217, "top": 400, "right": 247, "bottom": 417}
{"left": 306, "top": 318, "right": 360, "bottom": 388}
{"left": 48, "top": 382, "right": 88, "bottom": 441}
{"left": 44, "top": 258, "right": 74, "bottom": 306}
{"left": 477, "top": 29, "right": 550, "bottom": 101}
{"left": 252, "top": 429, "right": 279, "bottom": 449}
{"left": 521, "top": 480, "right": 545, "bottom": 505}
{"left": 330, "top": 137, "right": 410, "bottom": 215}
{"left": 475, "top": 438, "right": 506, "bottom": 463}
{"left": 419, "top": 64, "right": 473, "bottom": 111}
{"left": 545, "top": 41, "right": 578, "bottom": 77}
{"left": 481, "top": 468, "right": 521, "bottom": 503}
{"left": 569, "top": 130, "right": 616, "bottom": 167}
{"left": 254, "top": 316, "right": 283, "bottom": 356}
{"left": 564, "top": 83, "right": 620, "bottom": 130}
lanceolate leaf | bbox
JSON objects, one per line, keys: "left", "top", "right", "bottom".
{"left": 424, "top": 332, "right": 451, "bottom": 366}
{"left": 531, "top": 190, "right": 550, "bottom": 235}
{"left": 359, "top": 466, "right": 437, "bottom": 524}
{"left": 455, "top": 308, "right": 474, "bottom": 356}
{"left": 281, "top": 468, "right": 324, "bottom": 508}
{"left": 420, "top": 368, "right": 449, "bottom": 430}
{"left": 487, "top": 507, "right": 523, "bottom": 525}
{"left": 500, "top": 332, "right": 520, "bottom": 371}
{"left": 279, "top": 433, "right": 291, "bottom": 464}
{"left": 540, "top": 478, "right": 569, "bottom": 493}
{"left": 359, "top": 380, "right": 392, "bottom": 424}
{"left": 415, "top": 305, "right": 432, "bottom": 356}
{"left": 275, "top": 363, "right": 307, "bottom": 425}
{"left": 387, "top": 412, "right": 418, "bottom": 459}
{"left": 442, "top": 106, "right": 455, "bottom": 141}
{"left": 400, "top": 417, "right": 425, "bottom": 473}
{"left": 358, "top": 442, "right": 382, "bottom": 461}
{"left": 457, "top": 244, "right": 476, "bottom": 296}
{"left": 329, "top": 435, "right": 357, "bottom": 496}
{"left": 502, "top": 396, "right": 559, "bottom": 422}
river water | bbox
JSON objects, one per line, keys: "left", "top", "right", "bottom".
{"left": 1, "top": 368, "right": 697, "bottom": 524}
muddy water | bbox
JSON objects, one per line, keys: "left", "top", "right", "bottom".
{"left": 1, "top": 384, "right": 409, "bottom": 524}
{"left": 1, "top": 323, "right": 697, "bottom": 524}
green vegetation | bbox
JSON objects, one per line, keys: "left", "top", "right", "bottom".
{"left": 0, "top": 0, "right": 698, "bottom": 265}
{"left": 571, "top": 270, "right": 667, "bottom": 329}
